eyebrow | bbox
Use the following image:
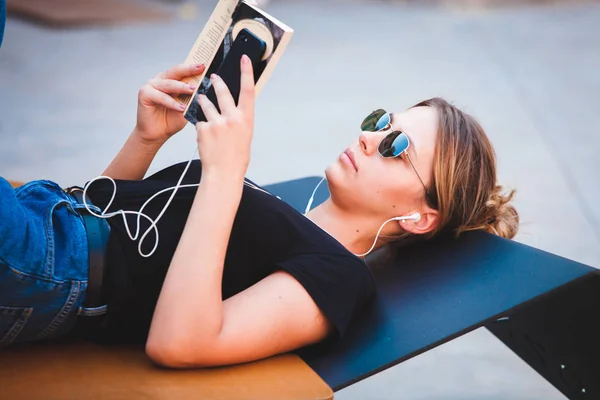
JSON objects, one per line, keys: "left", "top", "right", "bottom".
{"left": 389, "top": 112, "right": 419, "bottom": 161}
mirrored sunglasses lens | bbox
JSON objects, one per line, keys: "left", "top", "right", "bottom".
{"left": 378, "top": 132, "right": 398, "bottom": 157}
{"left": 379, "top": 132, "right": 409, "bottom": 157}
{"left": 375, "top": 113, "right": 391, "bottom": 131}
{"left": 361, "top": 109, "right": 386, "bottom": 131}
{"left": 391, "top": 133, "right": 409, "bottom": 156}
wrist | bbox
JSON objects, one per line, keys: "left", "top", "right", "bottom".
{"left": 196, "top": 169, "right": 245, "bottom": 210}
{"left": 130, "top": 127, "right": 166, "bottom": 154}
{"left": 202, "top": 167, "right": 246, "bottom": 187}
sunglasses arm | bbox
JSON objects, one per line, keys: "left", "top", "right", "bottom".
{"left": 404, "top": 151, "right": 432, "bottom": 199}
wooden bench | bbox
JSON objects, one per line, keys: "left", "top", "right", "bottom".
{"left": 1, "top": 340, "right": 333, "bottom": 400}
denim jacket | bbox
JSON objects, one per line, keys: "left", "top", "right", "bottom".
{"left": 0, "top": 178, "right": 90, "bottom": 347}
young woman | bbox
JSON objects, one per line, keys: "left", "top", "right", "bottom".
{"left": 0, "top": 56, "right": 518, "bottom": 368}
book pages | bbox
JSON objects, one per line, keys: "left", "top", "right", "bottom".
{"left": 177, "top": 0, "right": 239, "bottom": 107}
{"left": 177, "top": 0, "right": 293, "bottom": 125}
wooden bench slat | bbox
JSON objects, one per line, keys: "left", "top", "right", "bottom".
{"left": 0, "top": 341, "right": 333, "bottom": 400}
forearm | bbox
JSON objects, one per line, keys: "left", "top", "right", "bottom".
{"left": 148, "top": 171, "right": 244, "bottom": 355}
{"left": 102, "top": 128, "right": 164, "bottom": 180}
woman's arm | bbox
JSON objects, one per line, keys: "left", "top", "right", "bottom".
{"left": 146, "top": 169, "right": 244, "bottom": 362}
{"left": 102, "top": 129, "right": 163, "bottom": 180}
{"left": 102, "top": 63, "right": 206, "bottom": 180}
{"left": 146, "top": 170, "right": 333, "bottom": 368}
{"left": 146, "top": 57, "right": 332, "bottom": 367}
{"left": 147, "top": 57, "right": 254, "bottom": 360}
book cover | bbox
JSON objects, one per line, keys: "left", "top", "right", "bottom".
{"left": 177, "top": 0, "right": 293, "bottom": 125}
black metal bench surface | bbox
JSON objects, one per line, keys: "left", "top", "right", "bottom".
{"left": 265, "top": 176, "right": 600, "bottom": 400}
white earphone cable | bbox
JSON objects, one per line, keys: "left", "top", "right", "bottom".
{"left": 302, "top": 177, "right": 420, "bottom": 258}
{"left": 82, "top": 147, "right": 275, "bottom": 258}
{"left": 355, "top": 213, "right": 420, "bottom": 258}
{"left": 82, "top": 148, "right": 199, "bottom": 258}
{"left": 304, "top": 176, "right": 326, "bottom": 215}
{"left": 354, "top": 216, "right": 398, "bottom": 258}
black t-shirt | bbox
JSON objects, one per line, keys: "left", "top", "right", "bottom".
{"left": 86, "top": 161, "right": 376, "bottom": 344}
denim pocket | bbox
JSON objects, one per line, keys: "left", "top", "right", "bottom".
{"left": 0, "top": 306, "right": 33, "bottom": 348}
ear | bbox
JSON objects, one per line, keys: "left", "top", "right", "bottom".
{"left": 398, "top": 209, "right": 439, "bottom": 235}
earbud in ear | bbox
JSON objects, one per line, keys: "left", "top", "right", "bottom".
{"left": 393, "top": 212, "right": 421, "bottom": 223}
{"left": 355, "top": 213, "right": 422, "bottom": 258}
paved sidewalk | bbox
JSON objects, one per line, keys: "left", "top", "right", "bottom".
{"left": 1, "top": 1, "right": 599, "bottom": 398}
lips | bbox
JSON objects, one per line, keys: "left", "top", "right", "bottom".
{"left": 344, "top": 149, "right": 358, "bottom": 171}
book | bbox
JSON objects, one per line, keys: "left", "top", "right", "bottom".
{"left": 176, "top": 0, "right": 293, "bottom": 125}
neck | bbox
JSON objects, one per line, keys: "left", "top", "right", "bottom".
{"left": 305, "top": 199, "right": 393, "bottom": 257}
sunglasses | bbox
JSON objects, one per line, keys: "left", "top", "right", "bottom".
{"left": 361, "top": 109, "right": 436, "bottom": 207}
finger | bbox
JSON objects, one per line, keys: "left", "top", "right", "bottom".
{"left": 157, "top": 63, "right": 205, "bottom": 80}
{"left": 209, "top": 74, "right": 236, "bottom": 115}
{"left": 237, "top": 55, "right": 255, "bottom": 115}
{"left": 150, "top": 78, "right": 197, "bottom": 95}
{"left": 195, "top": 121, "right": 208, "bottom": 134}
{"left": 140, "top": 85, "right": 186, "bottom": 111}
{"left": 198, "top": 93, "right": 221, "bottom": 121}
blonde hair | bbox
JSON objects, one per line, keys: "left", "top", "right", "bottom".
{"left": 413, "top": 97, "right": 518, "bottom": 239}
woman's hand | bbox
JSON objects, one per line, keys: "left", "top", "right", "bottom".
{"left": 135, "top": 63, "right": 206, "bottom": 145}
{"left": 196, "top": 55, "right": 255, "bottom": 181}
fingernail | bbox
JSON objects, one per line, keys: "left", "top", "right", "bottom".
{"left": 189, "top": 84, "right": 197, "bottom": 90}
{"left": 195, "top": 64, "right": 204, "bottom": 69}
{"left": 210, "top": 74, "right": 217, "bottom": 80}
{"left": 179, "top": 103, "right": 186, "bottom": 110}
{"left": 242, "top": 54, "right": 249, "bottom": 65}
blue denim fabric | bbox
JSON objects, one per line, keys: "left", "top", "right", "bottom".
{"left": 0, "top": 0, "right": 6, "bottom": 47}
{"left": 0, "top": 178, "right": 96, "bottom": 347}
{"left": 0, "top": 0, "right": 5, "bottom": 48}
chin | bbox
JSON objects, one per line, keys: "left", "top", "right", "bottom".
{"left": 324, "top": 163, "right": 339, "bottom": 185}
{"left": 324, "top": 163, "right": 348, "bottom": 201}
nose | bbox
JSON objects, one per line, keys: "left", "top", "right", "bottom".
{"left": 359, "top": 131, "right": 380, "bottom": 156}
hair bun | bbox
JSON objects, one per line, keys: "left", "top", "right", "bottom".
{"left": 484, "top": 185, "right": 519, "bottom": 239}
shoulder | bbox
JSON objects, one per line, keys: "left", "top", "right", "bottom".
{"left": 276, "top": 252, "right": 376, "bottom": 338}
{"left": 284, "top": 252, "right": 375, "bottom": 288}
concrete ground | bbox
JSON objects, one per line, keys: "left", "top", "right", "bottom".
{"left": 1, "top": 0, "right": 599, "bottom": 398}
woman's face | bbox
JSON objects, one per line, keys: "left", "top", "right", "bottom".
{"left": 326, "top": 106, "right": 439, "bottom": 218}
